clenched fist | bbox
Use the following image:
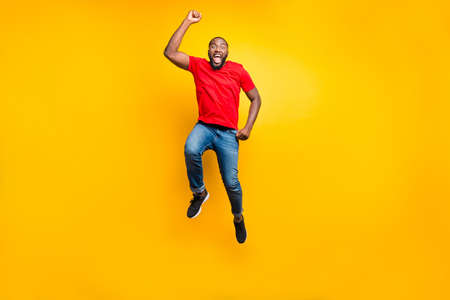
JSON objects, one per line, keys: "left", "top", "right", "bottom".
{"left": 236, "top": 127, "right": 251, "bottom": 140}
{"left": 186, "top": 10, "right": 202, "bottom": 24}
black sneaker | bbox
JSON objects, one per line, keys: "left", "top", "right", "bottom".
{"left": 233, "top": 215, "right": 247, "bottom": 243}
{"left": 187, "top": 189, "right": 209, "bottom": 218}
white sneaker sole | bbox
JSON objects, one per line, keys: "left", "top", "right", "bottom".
{"left": 190, "top": 192, "right": 209, "bottom": 219}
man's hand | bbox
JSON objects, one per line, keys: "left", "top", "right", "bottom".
{"left": 238, "top": 87, "right": 261, "bottom": 141}
{"left": 236, "top": 127, "right": 251, "bottom": 140}
{"left": 164, "top": 10, "right": 202, "bottom": 70}
{"left": 186, "top": 10, "right": 202, "bottom": 24}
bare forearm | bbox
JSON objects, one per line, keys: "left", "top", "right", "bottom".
{"left": 164, "top": 19, "right": 191, "bottom": 54}
{"left": 244, "top": 97, "right": 261, "bottom": 130}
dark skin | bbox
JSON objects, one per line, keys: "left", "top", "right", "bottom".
{"left": 164, "top": 10, "right": 262, "bottom": 143}
{"left": 164, "top": 10, "right": 261, "bottom": 222}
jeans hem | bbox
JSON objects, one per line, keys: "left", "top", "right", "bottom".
{"left": 191, "top": 184, "right": 205, "bottom": 194}
{"left": 232, "top": 209, "right": 243, "bottom": 217}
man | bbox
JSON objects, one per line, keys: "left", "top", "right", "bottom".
{"left": 163, "top": 10, "right": 261, "bottom": 243}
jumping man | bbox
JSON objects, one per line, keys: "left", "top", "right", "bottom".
{"left": 163, "top": 10, "right": 261, "bottom": 243}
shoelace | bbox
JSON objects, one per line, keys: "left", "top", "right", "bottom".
{"left": 190, "top": 193, "right": 203, "bottom": 204}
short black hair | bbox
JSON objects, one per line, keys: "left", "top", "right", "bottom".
{"left": 209, "top": 36, "right": 228, "bottom": 47}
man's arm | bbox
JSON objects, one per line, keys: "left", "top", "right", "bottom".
{"left": 236, "top": 87, "right": 262, "bottom": 140}
{"left": 163, "top": 10, "right": 202, "bottom": 70}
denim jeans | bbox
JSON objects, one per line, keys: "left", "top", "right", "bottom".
{"left": 184, "top": 121, "right": 243, "bottom": 216}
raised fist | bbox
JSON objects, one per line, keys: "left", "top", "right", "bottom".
{"left": 186, "top": 10, "right": 202, "bottom": 24}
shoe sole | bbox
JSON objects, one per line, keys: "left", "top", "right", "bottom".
{"left": 189, "top": 192, "right": 209, "bottom": 219}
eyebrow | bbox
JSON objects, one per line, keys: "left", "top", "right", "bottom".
{"left": 210, "top": 42, "right": 227, "bottom": 47}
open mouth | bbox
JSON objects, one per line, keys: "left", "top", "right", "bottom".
{"left": 213, "top": 54, "right": 222, "bottom": 64}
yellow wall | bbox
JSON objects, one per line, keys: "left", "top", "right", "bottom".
{"left": 1, "top": 1, "right": 449, "bottom": 299}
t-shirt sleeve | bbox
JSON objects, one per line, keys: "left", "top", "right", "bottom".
{"left": 188, "top": 55, "right": 200, "bottom": 74}
{"left": 240, "top": 67, "right": 256, "bottom": 93}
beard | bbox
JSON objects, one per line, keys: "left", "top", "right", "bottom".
{"left": 208, "top": 52, "right": 228, "bottom": 70}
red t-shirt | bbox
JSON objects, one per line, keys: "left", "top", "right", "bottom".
{"left": 188, "top": 55, "right": 255, "bottom": 130}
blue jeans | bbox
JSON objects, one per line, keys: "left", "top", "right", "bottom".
{"left": 184, "top": 121, "right": 243, "bottom": 216}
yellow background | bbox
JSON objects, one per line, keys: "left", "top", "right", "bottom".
{"left": 1, "top": 0, "right": 450, "bottom": 299}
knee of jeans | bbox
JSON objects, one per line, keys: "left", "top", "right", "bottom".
{"left": 224, "top": 177, "right": 241, "bottom": 191}
{"left": 184, "top": 143, "right": 201, "bottom": 157}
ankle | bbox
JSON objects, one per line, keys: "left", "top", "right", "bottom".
{"left": 234, "top": 215, "right": 243, "bottom": 223}
{"left": 195, "top": 189, "right": 206, "bottom": 197}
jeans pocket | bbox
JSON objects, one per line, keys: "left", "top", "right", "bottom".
{"left": 233, "top": 131, "right": 240, "bottom": 144}
{"left": 227, "top": 129, "right": 238, "bottom": 143}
